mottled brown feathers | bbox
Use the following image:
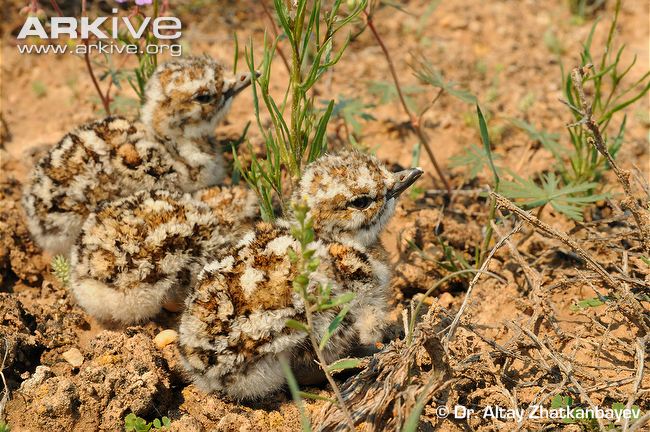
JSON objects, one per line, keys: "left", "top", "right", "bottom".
{"left": 178, "top": 151, "right": 423, "bottom": 400}
{"left": 22, "top": 57, "right": 253, "bottom": 255}
{"left": 70, "top": 186, "right": 259, "bottom": 324}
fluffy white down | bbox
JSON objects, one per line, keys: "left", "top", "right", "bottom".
{"left": 70, "top": 278, "right": 170, "bottom": 323}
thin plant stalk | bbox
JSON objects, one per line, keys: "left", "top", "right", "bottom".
{"left": 476, "top": 104, "right": 500, "bottom": 265}
{"left": 287, "top": 202, "right": 357, "bottom": 431}
{"left": 303, "top": 303, "right": 356, "bottom": 431}
{"left": 261, "top": 0, "right": 291, "bottom": 75}
{"left": 81, "top": 0, "right": 112, "bottom": 114}
{"left": 47, "top": 0, "right": 111, "bottom": 113}
{"left": 363, "top": 10, "right": 452, "bottom": 196}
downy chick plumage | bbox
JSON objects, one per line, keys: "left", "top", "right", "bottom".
{"left": 178, "top": 151, "right": 423, "bottom": 399}
{"left": 70, "top": 185, "right": 259, "bottom": 324}
{"left": 22, "top": 56, "right": 253, "bottom": 254}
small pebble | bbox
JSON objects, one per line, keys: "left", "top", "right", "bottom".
{"left": 154, "top": 329, "right": 178, "bottom": 350}
{"left": 62, "top": 348, "right": 84, "bottom": 367}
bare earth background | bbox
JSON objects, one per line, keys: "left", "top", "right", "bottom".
{"left": 1, "top": 0, "right": 649, "bottom": 431}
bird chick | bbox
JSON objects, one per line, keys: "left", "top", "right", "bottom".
{"left": 22, "top": 56, "right": 254, "bottom": 255}
{"left": 178, "top": 151, "right": 423, "bottom": 400}
{"left": 69, "top": 186, "right": 259, "bottom": 325}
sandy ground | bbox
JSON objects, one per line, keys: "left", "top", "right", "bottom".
{"left": 1, "top": 0, "right": 649, "bottom": 430}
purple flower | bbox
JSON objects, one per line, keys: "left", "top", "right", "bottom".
{"left": 114, "top": 0, "right": 153, "bottom": 4}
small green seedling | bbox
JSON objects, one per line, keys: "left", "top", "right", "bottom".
{"left": 571, "top": 296, "right": 609, "bottom": 311}
{"left": 282, "top": 201, "right": 359, "bottom": 431}
{"left": 31, "top": 80, "right": 47, "bottom": 98}
{"left": 51, "top": 255, "right": 71, "bottom": 287}
{"left": 124, "top": 413, "right": 171, "bottom": 431}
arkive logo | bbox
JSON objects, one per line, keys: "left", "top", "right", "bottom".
{"left": 17, "top": 8, "right": 181, "bottom": 40}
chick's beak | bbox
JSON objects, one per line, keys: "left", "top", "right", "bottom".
{"left": 387, "top": 167, "right": 424, "bottom": 199}
{"left": 222, "top": 71, "right": 260, "bottom": 101}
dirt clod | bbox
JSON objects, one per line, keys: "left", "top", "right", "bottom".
{"left": 6, "top": 330, "right": 172, "bottom": 431}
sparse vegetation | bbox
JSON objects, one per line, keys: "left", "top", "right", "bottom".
{"left": 124, "top": 413, "right": 171, "bottom": 432}
{"left": 30, "top": 80, "right": 47, "bottom": 98}
{"left": 3, "top": 0, "right": 649, "bottom": 430}
{"left": 235, "top": 0, "right": 366, "bottom": 220}
{"left": 50, "top": 255, "right": 71, "bottom": 287}
{"left": 326, "top": 96, "right": 376, "bottom": 148}
{"left": 284, "top": 201, "right": 360, "bottom": 431}
{"left": 453, "top": 0, "right": 649, "bottom": 224}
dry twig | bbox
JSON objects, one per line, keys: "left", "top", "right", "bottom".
{"left": 622, "top": 337, "right": 647, "bottom": 432}
{"left": 444, "top": 221, "right": 523, "bottom": 346}
{"left": 569, "top": 65, "right": 650, "bottom": 255}
{"left": 516, "top": 323, "right": 608, "bottom": 432}
{"left": 363, "top": 7, "right": 452, "bottom": 196}
{"left": 490, "top": 191, "right": 649, "bottom": 334}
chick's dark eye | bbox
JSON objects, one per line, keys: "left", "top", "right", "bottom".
{"left": 194, "top": 93, "right": 216, "bottom": 104}
{"left": 348, "top": 196, "right": 373, "bottom": 210}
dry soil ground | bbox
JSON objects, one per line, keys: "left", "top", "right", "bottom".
{"left": 1, "top": 0, "right": 649, "bottom": 431}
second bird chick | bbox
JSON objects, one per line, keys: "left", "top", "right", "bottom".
{"left": 69, "top": 186, "right": 258, "bottom": 324}
{"left": 178, "top": 151, "right": 423, "bottom": 400}
{"left": 22, "top": 56, "right": 254, "bottom": 255}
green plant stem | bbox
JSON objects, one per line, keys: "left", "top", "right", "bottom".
{"left": 479, "top": 194, "right": 497, "bottom": 264}
{"left": 476, "top": 105, "right": 500, "bottom": 265}
{"left": 290, "top": 57, "right": 302, "bottom": 178}
{"left": 289, "top": 5, "right": 306, "bottom": 178}
{"left": 303, "top": 303, "right": 356, "bottom": 431}
{"left": 364, "top": 11, "right": 452, "bottom": 197}
{"left": 261, "top": 0, "right": 291, "bottom": 74}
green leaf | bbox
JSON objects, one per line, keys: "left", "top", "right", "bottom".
{"left": 501, "top": 172, "right": 607, "bottom": 221}
{"left": 298, "top": 391, "right": 336, "bottom": 402}
{"left": 325, "top": 96, "right": 376, "bottom": 137}
{"left": 286, "top": 319, "right": 310, "bottom": 333}
{"left": 449, "top": 143, "right": 502, "bottom": 180}
{"left": 367, "top": 80, "right": 423, "bottom": 112}
{"left": 232, "top": 31, "right": 239, "bottom": 75}
{"left": 551, "top": 394, "right": 573, "bottom": 410}
{"left": 510, "top": 118, "right": 565, "bottom": 161}
{"left": 319, "top": 304, "right": 351, "bottom": 350}
{"left": 152, "top": 419, "right": 161, "bottom": 429}
{"left": 317, "top": 292, "right": 355, "bottom": 311}
{"left": 280, "top": 357, "right": 312, "bottom": 432}
{"left": 326, "top": 357, "right": 362, "bottom": 372}
{"left": 292, "top": 274, "right": 309, "bottom": 291}
{"left": 287, "top": 247, "right": 298, "bottom": 263}
{"left": 414, "top": 59, "right": 477, "bottom": 104}
{"left": 306, "top": 257, "right": 320, "bottom": 272}
{"left": 571, "top": 296, "right": 609, "bottom": 311}
{"left": 125, "top": 413, "right": 137, "bottom": 429}
{"left": 476, "top": 105, "right": 500, "bottom": 188}
{"left": 309, "top": 100, "right": 334, "bottom": 163}
{"left": 402, "top": 372, "right": 441, "bottom": 432}
{"left": 162, "top": 417, "right": 171, "bottom": 427}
